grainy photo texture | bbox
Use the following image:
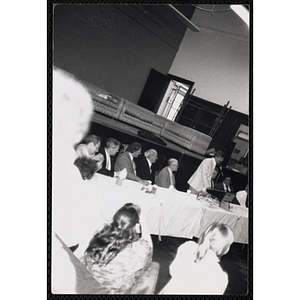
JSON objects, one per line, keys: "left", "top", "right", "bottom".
{"left": 50, "top": 2, "right": 252, "bottom": 298}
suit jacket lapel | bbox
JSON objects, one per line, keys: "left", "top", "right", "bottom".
{"left": 128, "top": 152, "right": 136, "bottom": 174}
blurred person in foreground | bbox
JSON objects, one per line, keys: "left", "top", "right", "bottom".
{"left": 52, "top": 68, "right": 113, "bottom": 293}
{"left": 160, "top": 223, "right": 234, "bottom": 295}
{"left": 81, "top": 203, "right": 153, "bottom": 294}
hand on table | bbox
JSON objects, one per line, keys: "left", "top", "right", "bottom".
{"left": 139, "top": 179, "right": 150, "bottom": 186}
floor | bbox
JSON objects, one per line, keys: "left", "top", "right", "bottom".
{"left": 151, "top": 235, "right": 249, "bottom": 295}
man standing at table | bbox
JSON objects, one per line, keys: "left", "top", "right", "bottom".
{"left": 114, "top": 142, "right": 149, "bottom": 185}
{"left": 155, "top": 158, "right": 178, "bottom": 189}
{"left": 136, "top": 149, "right": 158, "bottom": 183}
{"left": 187, "top": 151, "right": 225, "bottom": 194}
{"left": 97, "top": 137, "right": 121, "bottom": 177}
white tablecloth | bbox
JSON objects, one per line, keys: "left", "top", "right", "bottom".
{"left": 52, "top": 172, "right": 248, "bottom": 293}
{"left": 88, "top": 174, "right": 248, "bottom": 244}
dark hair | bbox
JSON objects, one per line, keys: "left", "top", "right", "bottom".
{"left": 84, "top": 135, "right": 100, "bottom": 146}
{"left": 84, "top": 203, "right": 141, "bottom": 266}
{"left": 215, "top": 151, "right": 225, "bottom": 158}
{"left": 127, "top": 142, "right": 142, "bottom": 153}
{"left": 74, "top": 157, "right": 98, "bottom": 180}
{"left": 106, "top": 137, "right": 121, "bottom": 148}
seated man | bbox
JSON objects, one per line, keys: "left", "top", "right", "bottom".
{"left": 75, "top": 135, "right": 104, "bottom": 170}
{"left": 97, "top": 137, "right": 121, "bottom": 177}
{"left": 214, "top": 175, "right": 234, "bottom": 193}
{"left": 136, "top": 149, "right": 158, "bottom": 183}
{"left": 114, "top": 142, "right": 149, "bottom": 186}
{"left": 155, "top": 158, "right": 178, "bottom": 189}
{"left": 214, "top": 175, "right": 241, "bottom": 205}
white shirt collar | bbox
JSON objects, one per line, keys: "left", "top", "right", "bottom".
{"left": 104, "top": 148, "right": 111, "bottom": 170}
{"left": 223, "top": 182, "right": 231, "bottom": 192}
{"left": 104, "top": 148, "right": 109, "bottom": 158}
{"left": 146, "top": 158, "right": 152, "bottom": 168}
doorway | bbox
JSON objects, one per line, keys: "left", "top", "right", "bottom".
{"left": 137, "top": 69, "right": 194, "bottom": 116}
{"left": 156, "top": 80, "right": 189, "bottom": 121}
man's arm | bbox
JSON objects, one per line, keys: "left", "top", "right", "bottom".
{"left": 115, "top": 153, "right": 148, "bottom": 184}
{"left": 97, "top": 166, "right": 114, "bottom": 177}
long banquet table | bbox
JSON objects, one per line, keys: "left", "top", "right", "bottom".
{"left": 89, "top": 174, "right": 248, "bottom": 245}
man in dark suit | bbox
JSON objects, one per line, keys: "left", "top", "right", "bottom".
{"left": 136, "top": 149, "right": 158, "bottom": 183}
{"left": 214, "top": 175, "right": 241, "bottom": 205}
{"left": 97, "top": 137, "right": 121, "bottom": 177}
{"left": 114, "top": 142, "right": 150, "bottom": 186}
{"left": 155, "top": 158, "right": 178, "bottom": 189}
{"left": 214, "top": 175, "right": 234, "bottom": 193}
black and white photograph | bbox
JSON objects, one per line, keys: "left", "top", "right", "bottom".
{"left": 51, "top": 2, "right": 251, "bottom": 296}
{"left": 6, "top": 1, "right": 300, "bottom": 299}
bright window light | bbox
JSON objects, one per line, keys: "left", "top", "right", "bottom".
{"left": 230, "top": 5, "right": 249, "bottom": 26}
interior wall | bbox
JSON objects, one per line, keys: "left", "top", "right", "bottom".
{"left": 169, "top": 6, "right": 249, "bottom": 115}
{"left": 53, "top": 4, "right": 194, "bottom": 104}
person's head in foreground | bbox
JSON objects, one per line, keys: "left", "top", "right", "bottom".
{"left": 84, "top": 203, "right": 141, "bottom": 266}
{"left": 74, "top": 156, "right": 98, "bottom": 180}
{"left": 53, "top": 67, "right": 93, "bottom": 148}
{"left": 195, "top": 223, "right": 234, "bottom": 263}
